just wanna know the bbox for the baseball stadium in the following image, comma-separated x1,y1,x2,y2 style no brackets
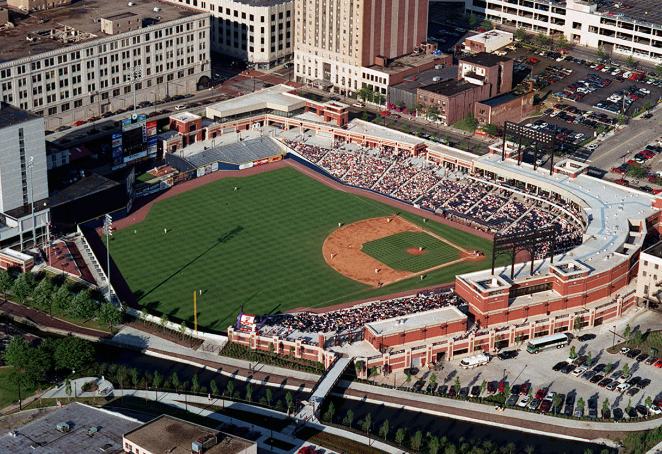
98,85,662,372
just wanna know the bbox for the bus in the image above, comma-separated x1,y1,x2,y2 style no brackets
526,333,569,354
459,353,491,369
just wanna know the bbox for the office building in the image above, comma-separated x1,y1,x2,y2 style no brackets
164,0,293,69
0,102,49,249
465,0,662,64
0,0,211,130
636,240,662,306
7,0,71,13
293,0,430,95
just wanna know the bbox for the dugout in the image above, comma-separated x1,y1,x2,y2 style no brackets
48,169,135,232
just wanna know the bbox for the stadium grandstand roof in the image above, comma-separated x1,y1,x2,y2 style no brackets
366,306,466,336
181,136,283,167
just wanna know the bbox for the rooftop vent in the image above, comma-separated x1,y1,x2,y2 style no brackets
153,7,160,11
128,2,135,5
56,423,70,433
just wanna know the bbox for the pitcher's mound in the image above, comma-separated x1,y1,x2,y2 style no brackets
407,247,426,255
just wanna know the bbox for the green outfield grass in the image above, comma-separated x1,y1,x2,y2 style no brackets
110,166,496,332
361,231,462,272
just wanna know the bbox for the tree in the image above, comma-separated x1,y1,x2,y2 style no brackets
32,278,53,312
0,269,13,300
454,377,461,395
265,388,273,406
415,126,425,137
626,54,635,68
379,419,390,440
429,374,437,389
569,345,577,359
429,436,441,454
458,138,468,150
244,382,252,402
192,374,200,394
597,47,606,60
374,93,386,106
515,28,527,42
12,272,36,303
481,19,494,31
557,34,569,49
97,302,122,328
480,379,487,396
171,372,180,392
425,104,439,122
574,316,582,331
553,394,563,412
627,164,647,179
406,369,412,383
411,430,423,451
622,363,630,375
54,337,95,371
152,370,163,389
626,398,632,413
604,362,612,374
602,398,610,414
159,313,169,331
130,368,139,389
586,351,593,367
65,378,72,400
468,12,478,28
323,401,335,422
464,112,478,131
645,395,653,408
226,380,234,397
525,446,535,454
354,360,363,377
361,110,369,121
535,33,548,47
356,86,374,103
369,365,378,382
401,124,411,134
577,397,585,411
483,123,499,137
4,336,47,386
635,329,645,345
70,290,98,320
643,101,652,112
361,412,372,432
656,65,662,76
395,428,406,446
285,391,294,412
624,324,631,339
617,112,626,125
343,409,355,427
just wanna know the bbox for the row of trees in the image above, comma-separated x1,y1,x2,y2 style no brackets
0,270,122,329
4,335,95,388
323,401,610,454
356,86,386,106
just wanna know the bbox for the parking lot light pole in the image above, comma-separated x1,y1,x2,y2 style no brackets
613,325,617,347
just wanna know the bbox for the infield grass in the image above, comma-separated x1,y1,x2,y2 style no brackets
111,166,496,332
361,231,462,272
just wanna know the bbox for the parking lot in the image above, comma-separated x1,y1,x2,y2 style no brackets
378,309,662,421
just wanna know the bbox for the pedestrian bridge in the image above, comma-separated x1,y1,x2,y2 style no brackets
297,357,352,421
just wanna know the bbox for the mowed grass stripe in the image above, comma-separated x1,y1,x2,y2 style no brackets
110,166,497,331
361,231,461,272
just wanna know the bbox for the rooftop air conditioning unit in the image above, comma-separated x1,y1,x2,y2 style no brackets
435,65,443,70
153,7,160,11
432,76,441,82
128,2,135,5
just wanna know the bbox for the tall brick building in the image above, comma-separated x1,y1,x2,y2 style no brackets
294,0,428,96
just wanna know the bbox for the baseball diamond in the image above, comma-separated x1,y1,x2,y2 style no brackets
109,165,495,332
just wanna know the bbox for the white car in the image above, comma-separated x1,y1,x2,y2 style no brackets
517,396,531,408
622,71,633,79
572,366,588,376
175,104,186,110
620,347,631,355
651,405,662,415
616,382,632,393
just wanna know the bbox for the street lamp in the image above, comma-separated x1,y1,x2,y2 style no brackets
103,214,113,302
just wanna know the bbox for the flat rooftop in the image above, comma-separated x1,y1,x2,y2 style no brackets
478,92,520,107
459,52,511,67
391,65,457,93
206,84,306,119
366,51,449,75
420,79,479,97
643,240,662,259
0,102,41,128
47,173,119,207
124,415,253,454
0,402,141,454
594,0,662,28
345,119,426,147
366,306,466,336
0,0,203,63
466,30,513,44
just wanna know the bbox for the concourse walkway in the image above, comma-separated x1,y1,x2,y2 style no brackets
297,357,352,421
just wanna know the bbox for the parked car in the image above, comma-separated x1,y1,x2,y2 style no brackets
498,350,518,360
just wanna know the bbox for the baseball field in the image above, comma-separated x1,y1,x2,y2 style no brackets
110,166,495,332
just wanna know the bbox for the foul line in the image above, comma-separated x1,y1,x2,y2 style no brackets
398,215,470,254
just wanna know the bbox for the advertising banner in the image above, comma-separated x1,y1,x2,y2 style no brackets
197,167,206,178
239,162,253,170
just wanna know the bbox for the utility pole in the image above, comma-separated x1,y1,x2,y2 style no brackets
104,214,113,302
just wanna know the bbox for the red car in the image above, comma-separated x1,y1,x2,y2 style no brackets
520,383,529,395
380,111,390,116
73,120,86,126
614,179,629,186
534,388,547,400
654,359,662,368
611,166,627,174
641,151,655,158
539,400,552,413
298,447,315,454
498,381,506,393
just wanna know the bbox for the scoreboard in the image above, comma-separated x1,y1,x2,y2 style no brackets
111,113,158,169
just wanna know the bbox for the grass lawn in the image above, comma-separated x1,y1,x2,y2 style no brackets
111,166,496,332
361,231,461,272
0,367,39,409
452,116,477,133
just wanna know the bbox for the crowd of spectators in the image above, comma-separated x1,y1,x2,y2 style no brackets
282,139,584,254
262,290,459,335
